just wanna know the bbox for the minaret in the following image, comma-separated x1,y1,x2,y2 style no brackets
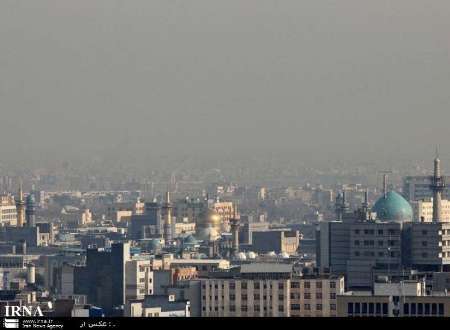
230,206,240,255
15,182,25,227
431,152,445,222
162,191,172,243
25,193,36,227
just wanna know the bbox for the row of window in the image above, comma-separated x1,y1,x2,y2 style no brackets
354,240,397,247
204,294,285,301
203,305,285,313
291,304,336,311
403,303,444,316
291,281,337,289
203,282,285,290
354,229,398,236
290,293,336,300
348,302,388,315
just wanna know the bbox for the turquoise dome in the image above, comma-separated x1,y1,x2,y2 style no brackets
372,191,413,222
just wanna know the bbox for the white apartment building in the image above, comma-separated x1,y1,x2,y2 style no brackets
412,199,450,223
0,195,17,226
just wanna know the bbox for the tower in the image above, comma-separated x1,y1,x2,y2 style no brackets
25,193,36,227
229,207,240,255
431,152,445,222
15,182,25,227
162,191,172,243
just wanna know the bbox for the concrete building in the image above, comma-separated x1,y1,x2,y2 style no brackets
251,230,300,255
337,293,450,317
74,242,130,315
289,274,345,317
200,263,292,317
403,176,450,202
412,199,450,223
0,195,17,227
126,295,190,317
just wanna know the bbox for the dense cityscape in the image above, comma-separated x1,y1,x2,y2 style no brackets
0,154,448,318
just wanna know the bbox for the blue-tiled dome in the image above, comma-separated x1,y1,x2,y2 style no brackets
372,191,413,222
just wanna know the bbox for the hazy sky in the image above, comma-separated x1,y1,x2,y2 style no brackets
1,1,450,167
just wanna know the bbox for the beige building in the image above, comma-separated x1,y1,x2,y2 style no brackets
290,275,345,317
412,198,450,222
201,277,290,317
0,195,17,226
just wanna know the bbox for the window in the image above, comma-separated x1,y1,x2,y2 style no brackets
378,252,384,257
422,241,428,247
432,303,437,315
378,230,384,235
279,295,284,301
316,282,322,289
291,304,301,311
330,304,336,311
418,303,423,315
378,240,384,247
422,252,428,258
242,295,248,301
355,303,360,313
425,303,430,315
369,303,374,314
439,304,444,316
278,305,284,312
230,295,235,301
241,306,248,312
316,304,322,311
291,282,300,289
304,293,311,299
230,306,236,312
382,303,388,315
230,283,235,290
330,293,336,299
304,282,310,289
255,305,260,312
422,230,428,235
330,282,336,289
254,294,260,300
376,303,381,314
241,282,247,290
279,283,284,290
355,229,360,235
304,304,311,311
403,303,409,315
354,240,360,246
316,293,322,299
348,303,353,314
362,303,367,314
355,251,360,257
411,303,416,315
254,282,260,290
